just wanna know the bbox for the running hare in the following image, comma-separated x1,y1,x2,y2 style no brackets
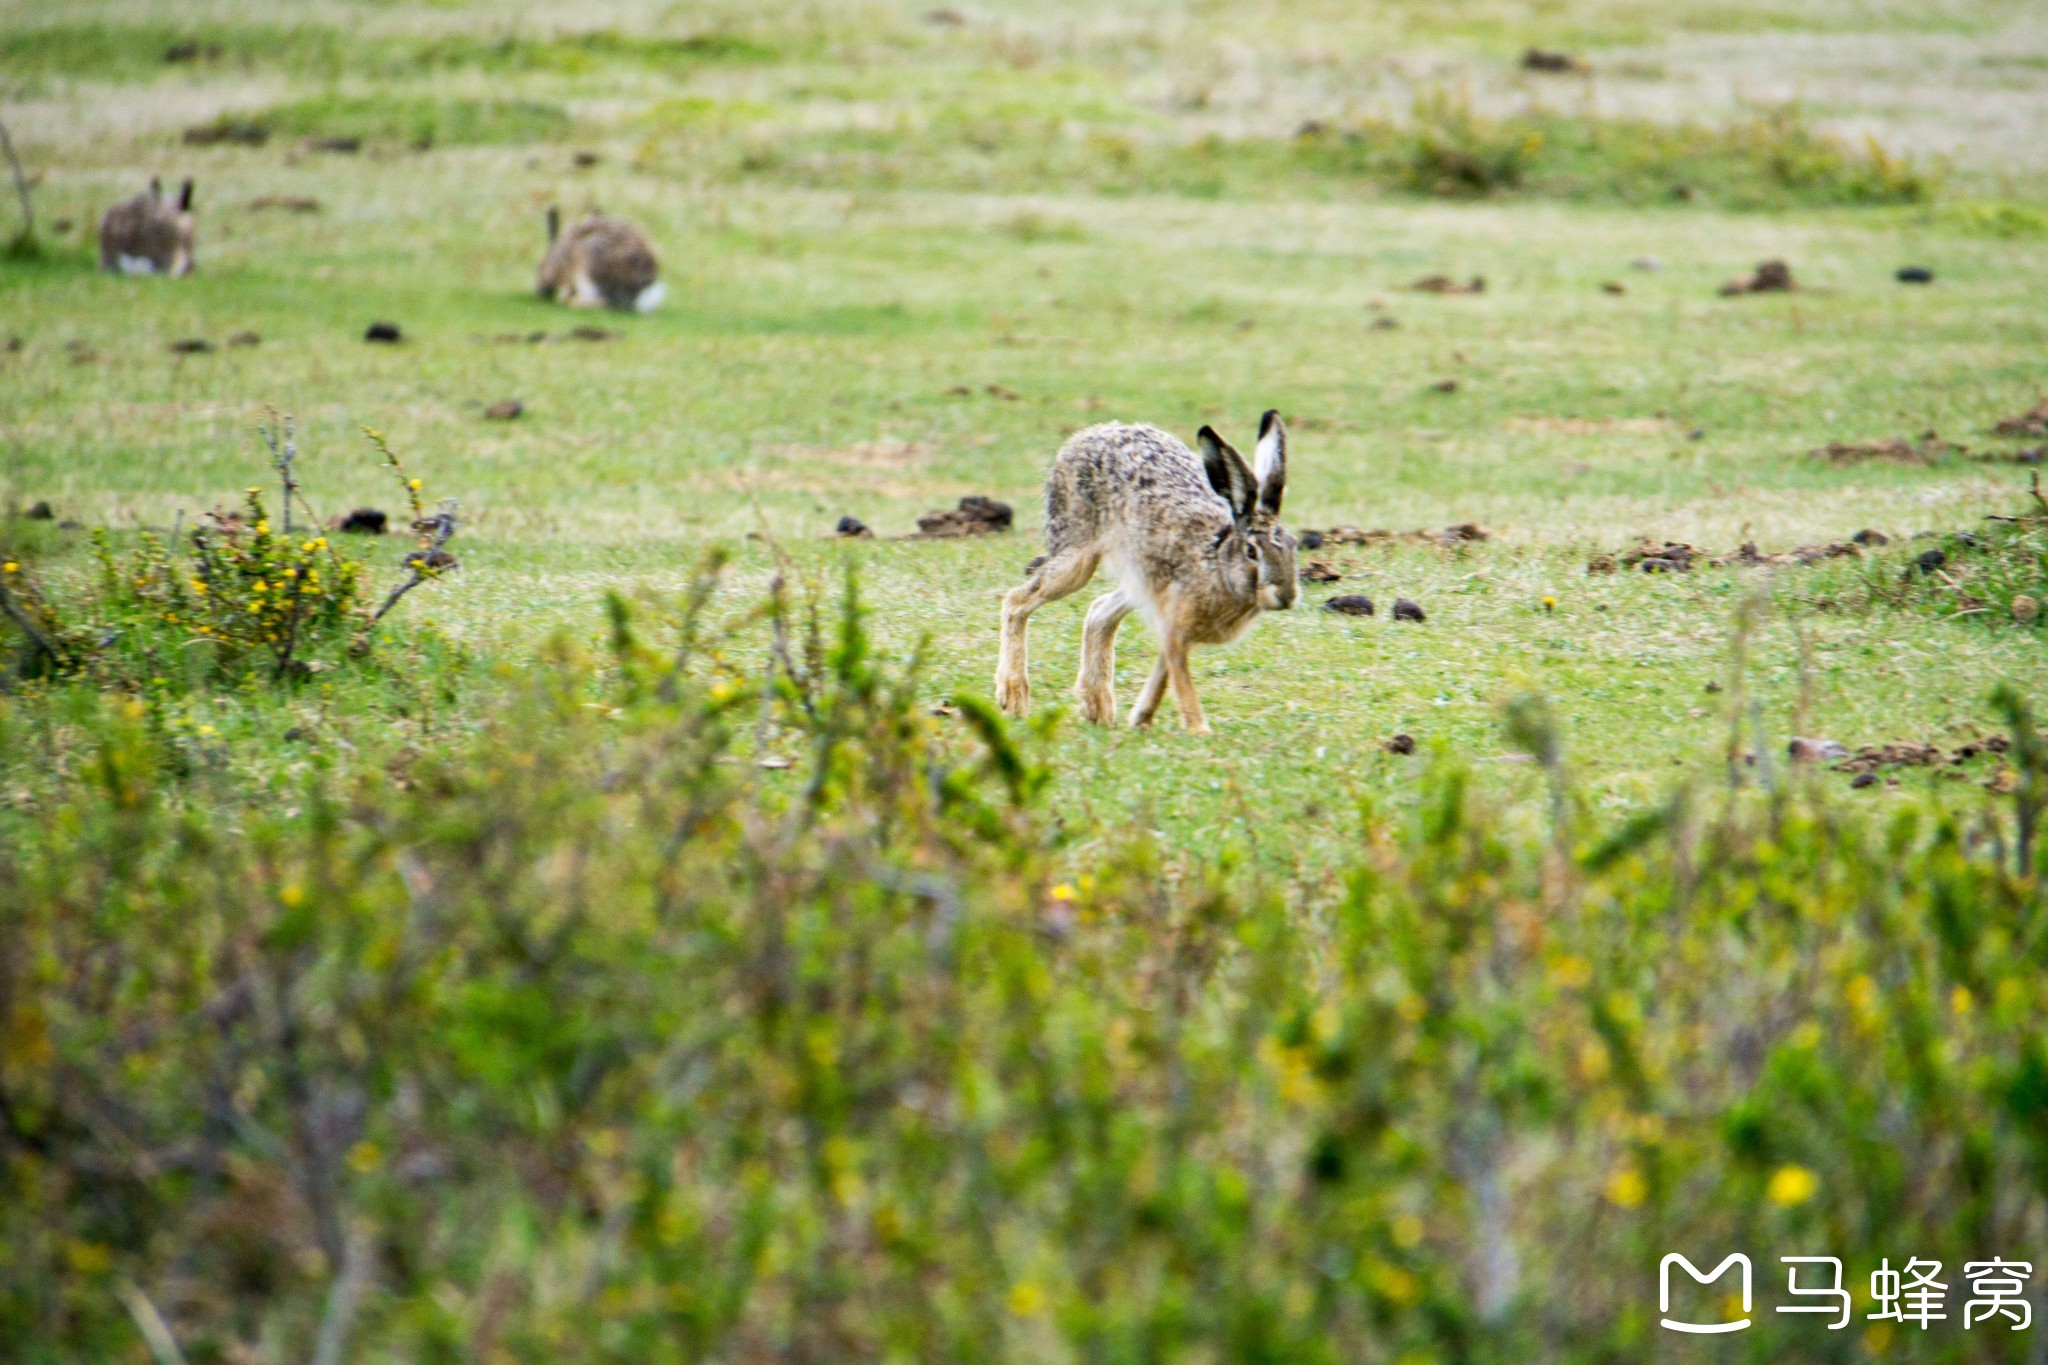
99,178,196,276
536,208,664,312
994,412,1297,733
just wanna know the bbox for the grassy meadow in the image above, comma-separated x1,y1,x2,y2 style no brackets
6,1,2048,1361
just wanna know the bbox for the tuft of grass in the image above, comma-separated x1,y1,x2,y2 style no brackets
257,94,572,148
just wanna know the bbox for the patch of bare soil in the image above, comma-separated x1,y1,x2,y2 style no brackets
1810,430,1963,464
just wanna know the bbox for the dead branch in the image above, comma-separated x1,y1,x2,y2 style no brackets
0,579,63,667
258,413,298,536
114,1277,191,1365
311,1219,375,1365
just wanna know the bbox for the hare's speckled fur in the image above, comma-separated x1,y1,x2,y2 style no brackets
536,209,663,312
99,179,195,277
995,413,1296,733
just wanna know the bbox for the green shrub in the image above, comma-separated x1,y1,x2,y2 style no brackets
3,563,2045,1362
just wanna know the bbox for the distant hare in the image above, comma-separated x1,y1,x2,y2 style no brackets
536,208,664,312
995,412,1297,733
99,178,196,276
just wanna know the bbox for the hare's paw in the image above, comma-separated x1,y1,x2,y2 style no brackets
1076,684,1117,726
995,669,1031,716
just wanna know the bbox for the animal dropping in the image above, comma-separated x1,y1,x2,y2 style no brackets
1324,594,1374,616
483,399,524,421
995,412,1298,733
364,320,403,343
1392,598,1426,622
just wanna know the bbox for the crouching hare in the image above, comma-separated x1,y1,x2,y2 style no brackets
995,411,1297,734
536,208,664,312
99,178,196,276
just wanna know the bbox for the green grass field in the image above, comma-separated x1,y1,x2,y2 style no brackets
7,0,2048,872
6,4,2048,1359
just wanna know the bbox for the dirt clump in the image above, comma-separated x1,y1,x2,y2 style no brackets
331,508,389,535
1384,733,1416,755
1302,561,1342,583
1522,48,1589,73
1719,259,1795,295
364,321,403,344
1392,598,1426,622
914,496,1012,538
1810,430,1961,464
1991,400,2048,440
1408,274,1485,294
1323,595,1375,617
834,515,873,539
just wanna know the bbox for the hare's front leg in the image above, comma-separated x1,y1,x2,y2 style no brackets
995,548,1097,716
1163,639,1210,735
1074,589,1132,726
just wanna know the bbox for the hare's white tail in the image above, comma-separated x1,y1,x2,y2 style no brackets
634,281,666,313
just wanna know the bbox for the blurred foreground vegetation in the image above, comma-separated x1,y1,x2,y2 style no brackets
4,561,2046,1363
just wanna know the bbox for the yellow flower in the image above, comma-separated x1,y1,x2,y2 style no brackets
1951,985,1974,1015
280,884,304,907
1766,1164,1818,1207
345,1140,382,1174
1391,1212,1425,1248
1605,1166,1647,1208
1542,595,1556,612
1,561,15,573
1006,1282,1045,1317
408,478,422,491
1049,883,1077,902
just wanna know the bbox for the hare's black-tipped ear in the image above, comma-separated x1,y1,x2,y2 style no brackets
177,179,194,212
546,206,560,244
1254,409,1286,514
1197,425,1257,520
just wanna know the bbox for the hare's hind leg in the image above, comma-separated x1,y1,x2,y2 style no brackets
1074,589,1133,726
995,547,1098,716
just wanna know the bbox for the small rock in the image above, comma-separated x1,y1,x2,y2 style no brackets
1851,527,1889,547
1631,256,1663,272
332,507,389,535
1324,594,1375,616
483,399,524,420
1384,733,1416,755
1896,266,1934,284
168,338,213,354
2014,594,2039,625
364,321,403,343
1302,561,1342,583
1601,281,1626,295
1298,529,1324,550
1915,547,1947,574
835,515,873,539
1392,598,1426,622
1688,427,1705,440
1850,772,1879,789
25,500,54,520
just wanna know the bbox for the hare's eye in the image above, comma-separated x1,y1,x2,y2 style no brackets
1245,542,1260,561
